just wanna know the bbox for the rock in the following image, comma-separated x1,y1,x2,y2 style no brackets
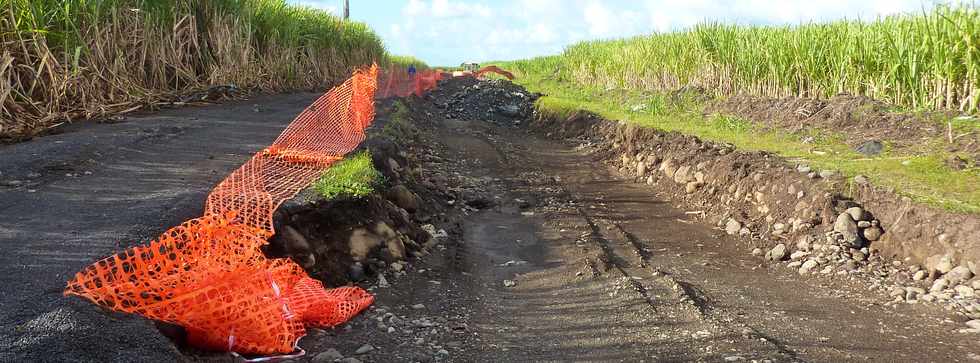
936,260,955,275
339,358,362,363
966,320,980,330
437,349,450,356
906,287,927,300
833,213,861,247
845,207,870,222
861,226,883,242
751,248,763,256
955,285,975,298
797,164,811,173
819,170,835,179
354,344,374,355
931,278,950,292
636,162,647,176
787,261,803,269
674,165,692,184
973,280,980,290
773,223,786,232
843,260,859,271
685,182,703,194
913,270,927,281
853,175,869,185
388,184,419,212
725,219,742,235
799,260,819,274
889,287,906,298
851,250,867,261
349,228,383,262
391,262,404,272
945,266,975,285
503,279,517,287
796,236,812,251
856,140,884,156
790,251,809,261
857,221,871,228
411,304,425,309
766,244,787,261
313,349,345,363
385,237,407,262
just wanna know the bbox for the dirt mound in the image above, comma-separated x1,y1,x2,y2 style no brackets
429,77,539,124
707,94,978,167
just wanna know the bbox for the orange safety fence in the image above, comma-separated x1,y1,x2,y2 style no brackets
65,64,382,357
473,65,515,80
64,62,511,358
376,67,445,98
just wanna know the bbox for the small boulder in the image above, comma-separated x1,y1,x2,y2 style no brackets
861,226,883,242
799,260,819,274
674,165,693,184
388,184,419,212
845,207,870,222
725,219,742,235
833,213,861,247
766,244,787,262
313,349,345,363
349,228,383,262
945,265,975,285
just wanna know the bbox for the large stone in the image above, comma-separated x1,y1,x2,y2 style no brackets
385,237,407,262
725,219,742,235
349,228,383,262
945,265,975,285
674,165,692,184
636,161,647,176
833,213,861,247
861,226,883,242
766,244,787,261
845,207,870,222
799,260,819,274
388,184,419,212
313,349,345,363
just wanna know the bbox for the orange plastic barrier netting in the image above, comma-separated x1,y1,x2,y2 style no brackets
377,67,444,98
473,65,515,80
65,64,383,356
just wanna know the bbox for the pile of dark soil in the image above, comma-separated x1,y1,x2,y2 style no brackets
429,77,539,124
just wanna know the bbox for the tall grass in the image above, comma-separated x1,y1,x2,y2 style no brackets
504,5,980,114
0,0,411,141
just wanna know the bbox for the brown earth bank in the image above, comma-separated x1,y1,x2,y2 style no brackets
704,93,979,167
530,105,980,325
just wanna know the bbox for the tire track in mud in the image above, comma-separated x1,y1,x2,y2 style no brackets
489,126,801,361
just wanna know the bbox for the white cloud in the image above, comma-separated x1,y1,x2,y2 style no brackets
404,0,492,18
288,0,935,66
583,1,613,36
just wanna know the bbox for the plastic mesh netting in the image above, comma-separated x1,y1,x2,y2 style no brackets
66,65,381,355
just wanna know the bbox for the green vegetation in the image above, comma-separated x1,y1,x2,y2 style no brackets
313,151,383,200
493,53,980,213
379,100,417,145
0,0,421,140
503,5,980,114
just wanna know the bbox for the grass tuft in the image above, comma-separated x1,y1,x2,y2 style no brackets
313,151,382,200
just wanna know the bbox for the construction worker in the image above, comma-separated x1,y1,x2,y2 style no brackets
407,64,417,79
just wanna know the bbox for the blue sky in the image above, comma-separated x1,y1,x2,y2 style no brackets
289,0,933,66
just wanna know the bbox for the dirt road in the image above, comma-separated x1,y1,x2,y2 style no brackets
2,81,979,362
310,94,979,362
0,94,322,362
